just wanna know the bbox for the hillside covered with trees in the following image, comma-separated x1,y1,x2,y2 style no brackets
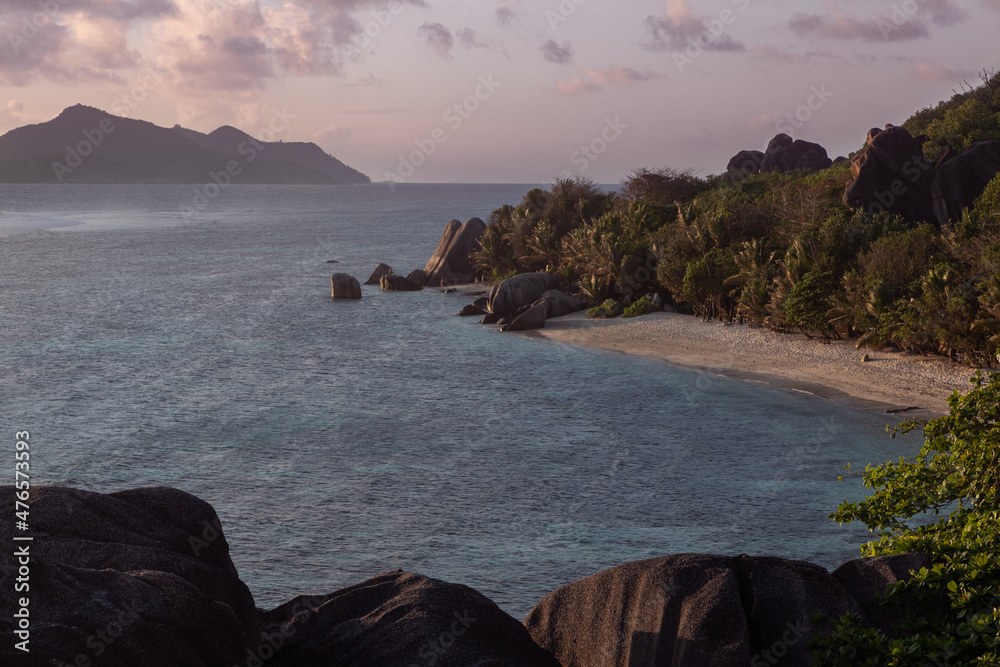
473,70,1000,367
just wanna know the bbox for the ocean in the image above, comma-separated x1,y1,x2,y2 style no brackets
0,183,918,618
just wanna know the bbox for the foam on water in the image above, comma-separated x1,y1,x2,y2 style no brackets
0,211,85,233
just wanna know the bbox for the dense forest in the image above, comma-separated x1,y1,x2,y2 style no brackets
472,70,1000,367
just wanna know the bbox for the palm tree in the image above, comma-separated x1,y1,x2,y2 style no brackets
725,239,776,326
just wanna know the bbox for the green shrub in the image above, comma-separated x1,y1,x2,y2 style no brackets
562,201,659,303
973,173,1000,231
622,296,661,318
681,248,737,320
783,268,836,337
587,298,624,319
903,69,1000,155
814,372,1000,666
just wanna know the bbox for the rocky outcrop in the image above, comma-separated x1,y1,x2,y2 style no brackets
1,486,934,666
726,149,765,180
487,272,558,317
726,135,831,181
503,300,550,332
0,486,558,667
0,486,257,666
380,274,422,292
537,289,587,318
260,570,560,667
458,304,486,317
524,552,930,667
844,125,936,223
424,217,487,286
365,263,393,285
931,141,1000,226
488,288,584,331
406,269,428,287
761,134,833,174
831,553,932,635
331,273,362,299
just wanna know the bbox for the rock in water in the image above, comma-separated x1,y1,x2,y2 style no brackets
536,289,586,319
364,263,393,285
844,125,936,224
406,269,429,287
523,553,927,667
259,570,561,667
726,149,765,180
379,274,422,292
331,273,362,299
504,300,550,332
0,486,257,666
423,217,487,286
487,272,558,317
458,304,486,317
931,140,1000,226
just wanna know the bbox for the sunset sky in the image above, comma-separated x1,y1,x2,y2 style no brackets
1,0,998,183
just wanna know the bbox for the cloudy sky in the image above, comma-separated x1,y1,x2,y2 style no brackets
1,0,998,183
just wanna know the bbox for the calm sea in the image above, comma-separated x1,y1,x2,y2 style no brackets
0,183,917,617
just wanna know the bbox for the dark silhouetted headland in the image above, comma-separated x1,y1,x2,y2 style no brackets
0,104,370,185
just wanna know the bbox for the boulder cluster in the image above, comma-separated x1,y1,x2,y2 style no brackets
0,486,935,666
473,272,587,331
844,125,1000,227
329,219,588,331
727,128,1000,228
330,217,488,300
726,133,835,181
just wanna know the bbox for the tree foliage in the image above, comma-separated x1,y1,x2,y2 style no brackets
470,71,1000,359
814,372,1000,666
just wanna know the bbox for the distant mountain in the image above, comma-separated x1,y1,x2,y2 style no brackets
0,104,370,185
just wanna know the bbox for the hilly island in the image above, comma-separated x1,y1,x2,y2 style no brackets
0,104,370,185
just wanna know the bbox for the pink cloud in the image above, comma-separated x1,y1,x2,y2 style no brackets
582,66,662,85
556,77,603,96
556,65,662,95
642,0,744,52
913,63,976,82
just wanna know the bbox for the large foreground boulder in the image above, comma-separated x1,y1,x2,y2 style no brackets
424,217,487,286
331,273,362,299
844,125,936,223
760,134,833,174
364,263,393,285
524,552,930,667
260,570,560,667
380,274,423,292
0,486,257,666
487,272,558,317
931,140,1000,226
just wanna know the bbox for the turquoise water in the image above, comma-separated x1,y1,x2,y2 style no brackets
0,184,918,617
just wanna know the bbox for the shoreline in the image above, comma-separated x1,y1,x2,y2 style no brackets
531,311,981,415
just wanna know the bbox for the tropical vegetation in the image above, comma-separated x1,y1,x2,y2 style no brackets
812,372,1000,665
471,69,1000,367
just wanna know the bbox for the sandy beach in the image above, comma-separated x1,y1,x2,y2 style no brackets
534,311,981,415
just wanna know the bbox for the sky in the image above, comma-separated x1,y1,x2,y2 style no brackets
1,0,998,183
